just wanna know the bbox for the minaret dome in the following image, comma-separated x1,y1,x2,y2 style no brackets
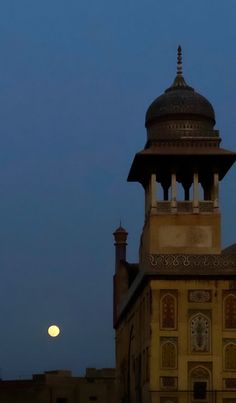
145,46,216,147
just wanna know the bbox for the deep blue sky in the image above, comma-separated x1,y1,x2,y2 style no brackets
0,0,236,379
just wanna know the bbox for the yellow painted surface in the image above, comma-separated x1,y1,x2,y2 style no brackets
140,213,221,259
115,277,236,402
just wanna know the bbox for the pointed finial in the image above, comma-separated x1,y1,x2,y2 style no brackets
177,45,182,76
165,45,192,92
119,219,122,227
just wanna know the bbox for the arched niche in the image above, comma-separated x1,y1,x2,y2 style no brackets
189,312,210,353
224,294,236,329
161,341,177,369
160,293,177,330
224,343,236,371
189,366,211,399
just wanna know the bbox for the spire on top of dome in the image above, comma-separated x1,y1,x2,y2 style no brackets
177,45,183,76
113,221,127,235
166,45,192,91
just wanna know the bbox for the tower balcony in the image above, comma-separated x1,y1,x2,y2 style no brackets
155,200,215,214
145,172,219,217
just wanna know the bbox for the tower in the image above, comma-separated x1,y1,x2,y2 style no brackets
113,48,236,403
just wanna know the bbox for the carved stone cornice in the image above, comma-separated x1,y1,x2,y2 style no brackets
147,254,236,276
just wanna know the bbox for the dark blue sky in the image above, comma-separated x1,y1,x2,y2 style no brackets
0,0,236,379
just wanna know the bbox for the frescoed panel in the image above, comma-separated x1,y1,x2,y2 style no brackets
223,292,236,329
161,338,177,369
160,376,178,390
224,341,236,371
160,397,178,403
224,378,236,389
160,290,177,330
189,311,211,353
188,290,212,303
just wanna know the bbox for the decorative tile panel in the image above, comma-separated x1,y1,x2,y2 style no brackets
160,397,178,403
160,338,177,369
224,378,236,389
188,290,212,303
189,312,211,353
223,292,236,329
148,254,236,275
160,290,177,330
224,341,236,371
160,376,178,390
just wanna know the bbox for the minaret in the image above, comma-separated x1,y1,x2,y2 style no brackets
128,46,236,265
113,224,129,326
114,49,236,403
113,224,128,272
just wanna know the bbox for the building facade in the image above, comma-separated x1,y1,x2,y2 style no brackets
0,368,115,403
113,47,236,403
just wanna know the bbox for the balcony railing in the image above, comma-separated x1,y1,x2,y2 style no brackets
155,201,215,214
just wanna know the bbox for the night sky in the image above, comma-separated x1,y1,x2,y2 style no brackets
0,0,236,379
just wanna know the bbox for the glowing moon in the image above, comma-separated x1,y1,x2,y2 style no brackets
48,325,60,337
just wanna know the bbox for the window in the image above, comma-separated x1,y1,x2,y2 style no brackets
194,382,207,400
89,397,98,401
57,399,68,403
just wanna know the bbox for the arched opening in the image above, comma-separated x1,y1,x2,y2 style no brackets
176,181,185,201
189,366,211,401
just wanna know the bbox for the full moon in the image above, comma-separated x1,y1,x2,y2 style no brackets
48,325,60,337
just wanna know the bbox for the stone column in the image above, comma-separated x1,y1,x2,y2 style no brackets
171,173,177,211
213,173,219,209
193,172,199,212
150,174,156,208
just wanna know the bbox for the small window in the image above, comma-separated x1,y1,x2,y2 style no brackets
89,397,98,401
57,399,68,403
194,382,207,400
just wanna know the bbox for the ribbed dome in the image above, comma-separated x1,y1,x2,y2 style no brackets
145,84,215,127
145,47,215,128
